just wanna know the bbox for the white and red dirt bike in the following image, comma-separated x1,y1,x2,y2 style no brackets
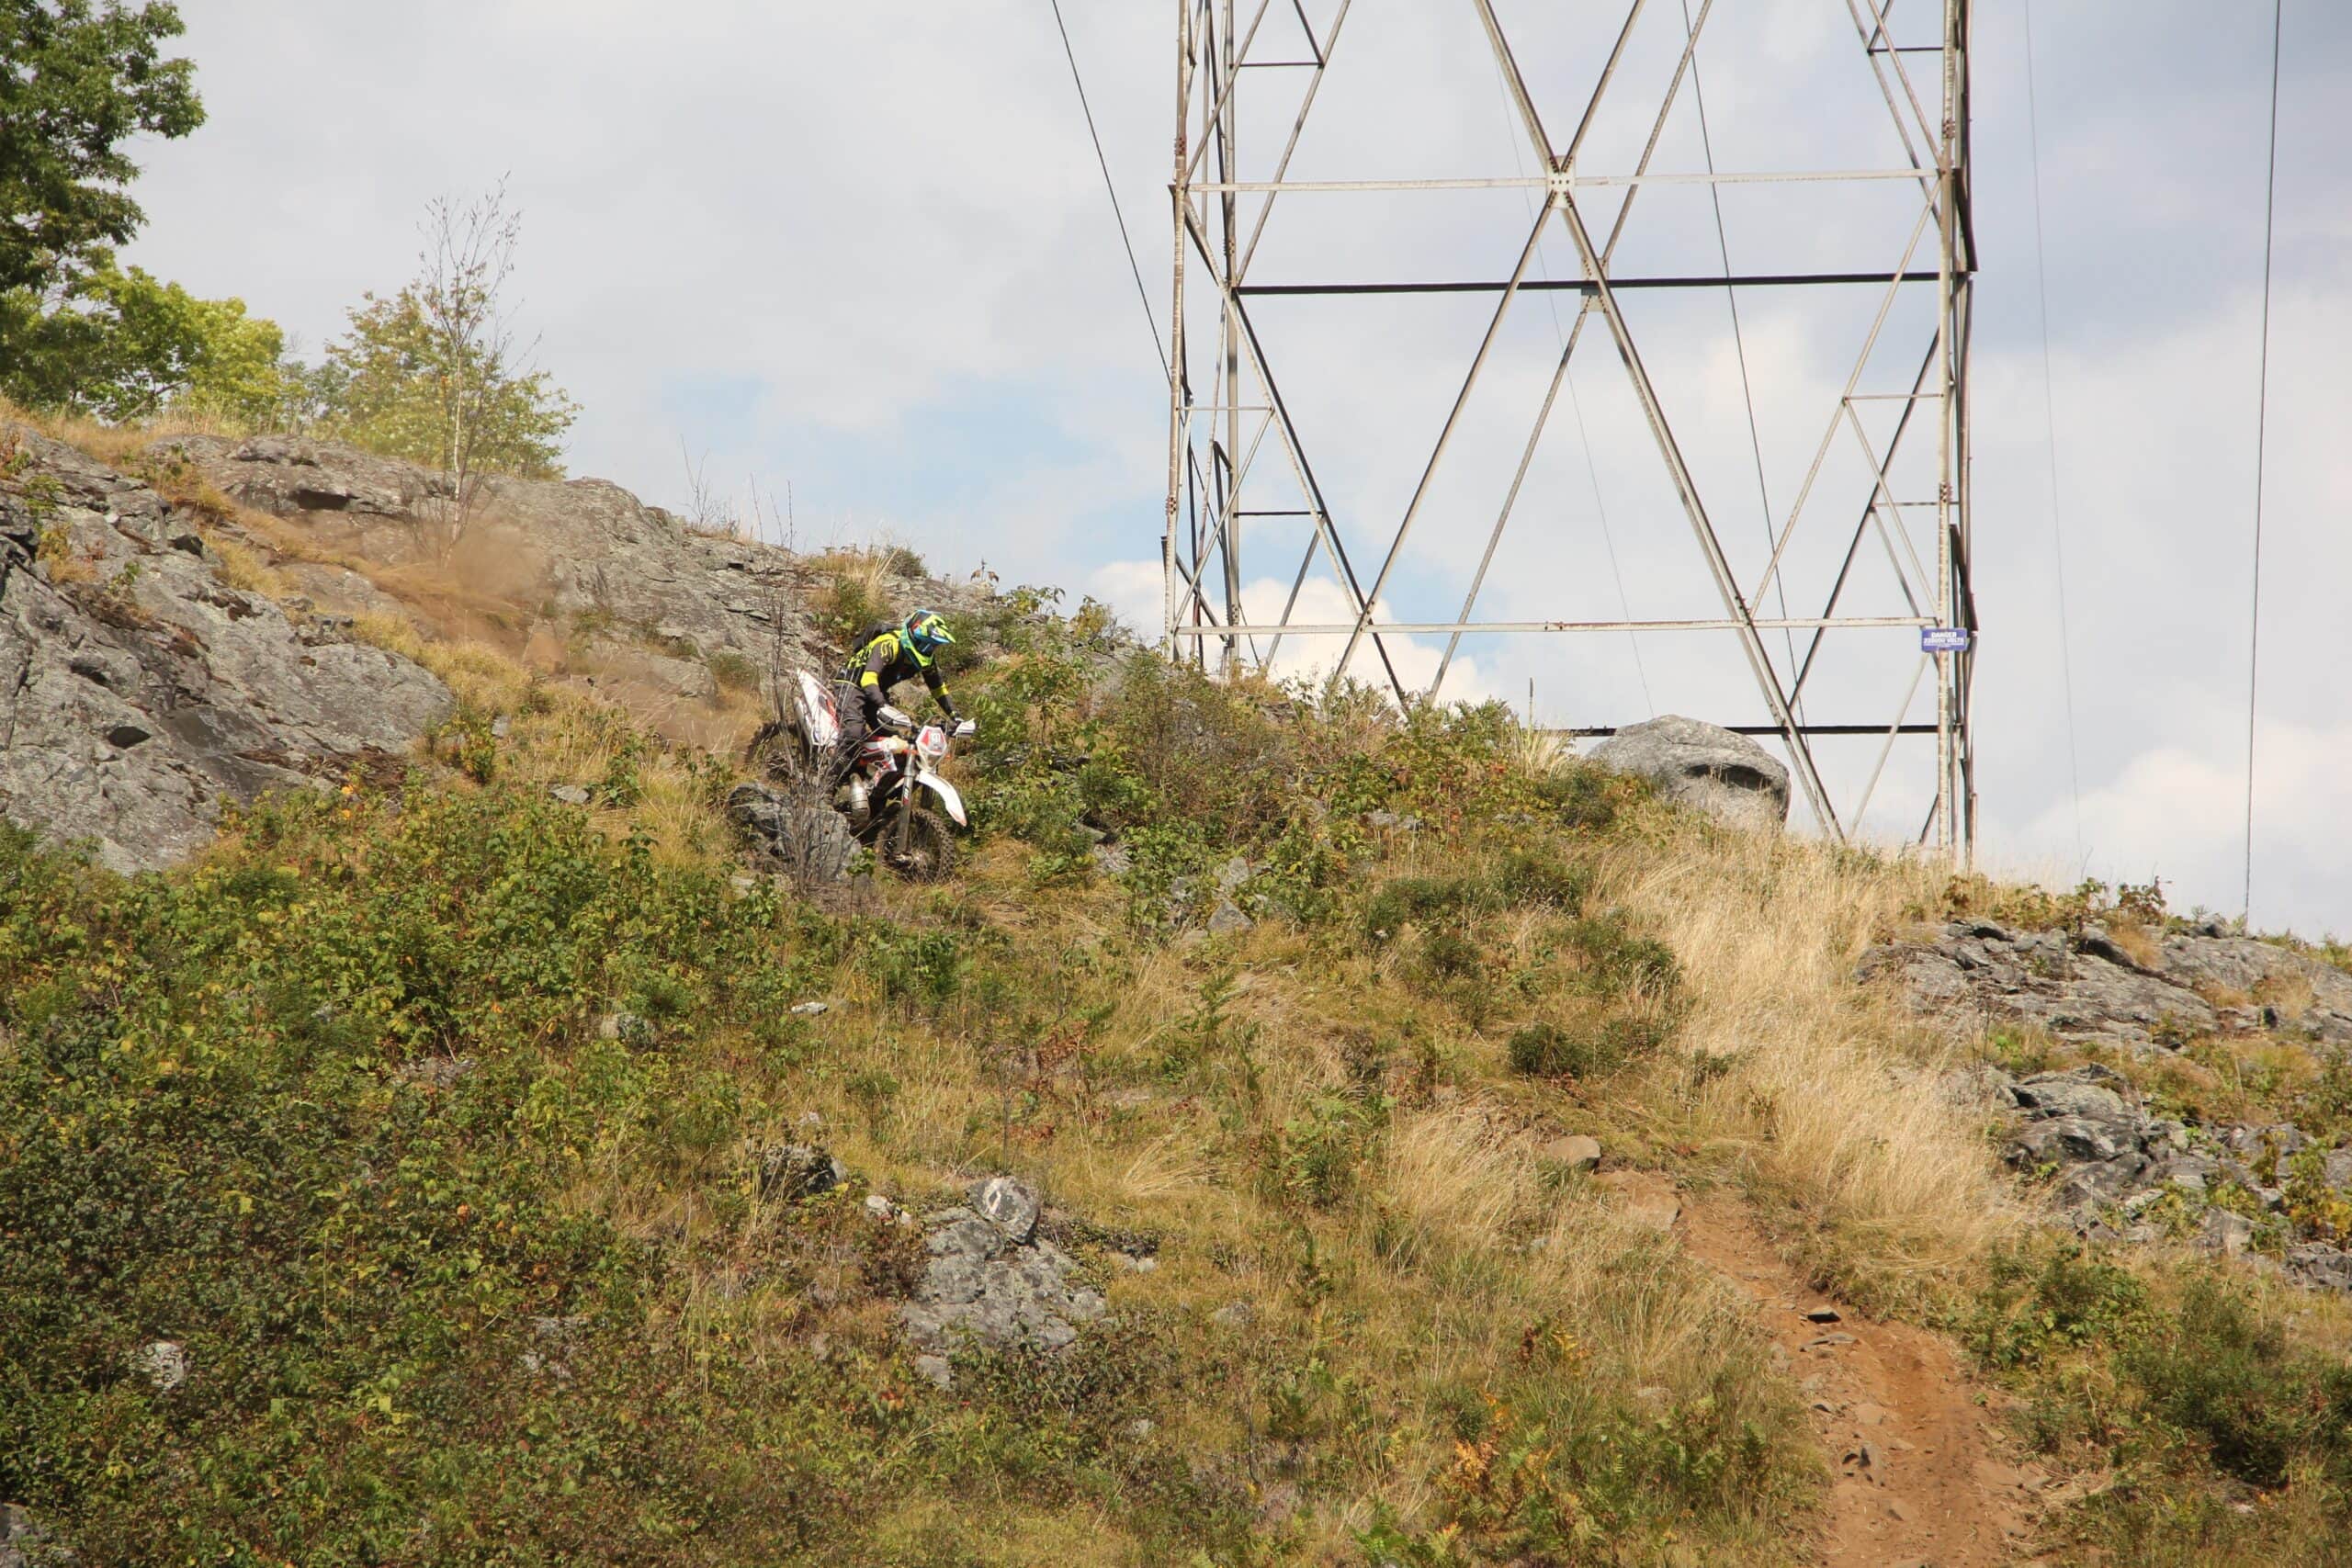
752,670,974,882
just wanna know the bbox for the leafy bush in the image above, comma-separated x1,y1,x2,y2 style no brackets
1963,1245,2148,1371
1969,1246,2352,1560
1531,761,1641,833
0,794,933,1561
1564,915,1682,998
2123,1280,2352,1488
1507,1016,1669,1081
1271,1092,1385,1211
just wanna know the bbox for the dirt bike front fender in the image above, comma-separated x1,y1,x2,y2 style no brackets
911,773,967,828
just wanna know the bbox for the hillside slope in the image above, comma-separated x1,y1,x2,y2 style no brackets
6,420,2352,1566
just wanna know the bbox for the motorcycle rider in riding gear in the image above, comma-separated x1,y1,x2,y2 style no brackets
831,610,962,784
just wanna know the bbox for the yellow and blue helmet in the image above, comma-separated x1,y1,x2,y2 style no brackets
903,609,955,660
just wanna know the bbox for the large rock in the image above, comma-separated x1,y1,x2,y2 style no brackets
0,1504,71,1567
2156,931,2352,1044
1995,1066,2180,1216
155,434,819,668
899,1195,1108,1360
1861,917,2352,1052
1587,715,1790,832
1,427,451,872
728,783,854,885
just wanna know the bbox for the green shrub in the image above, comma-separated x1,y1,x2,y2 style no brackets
1507,1015,1671,1081
1271,1092,1385,1211
1565,915,1681,998
1419,927,1482,980
2123,1280,2352,1488
1963,1245,2148,1371
1532,761,1639,832
707,650,760,694
0,794,932,1562
1493,848,1593,910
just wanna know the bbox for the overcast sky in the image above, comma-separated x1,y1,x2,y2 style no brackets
120,2,2349,936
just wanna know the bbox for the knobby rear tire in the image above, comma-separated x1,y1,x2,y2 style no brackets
741,720,804,786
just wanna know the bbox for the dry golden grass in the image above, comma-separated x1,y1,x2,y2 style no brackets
703,836,1814,1554
205,534,288,599
29,523,96,584
2107,918,2165,969
2255,967,2318,1020
343,615,733,864
0,396,250,470
1592,821,2026,1313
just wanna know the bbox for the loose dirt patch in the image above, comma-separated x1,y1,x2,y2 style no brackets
1655,1179,2043,1566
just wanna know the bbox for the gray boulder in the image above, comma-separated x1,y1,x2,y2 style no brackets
728,783,854,885
2198,1209,2257,1259
1,427,451,872
2008,1065,2131,1122
900,1200,1107,1357
756,1144,846,1201
1587,716,1789,832
133,1339,188,1392
971,1175,1041,1244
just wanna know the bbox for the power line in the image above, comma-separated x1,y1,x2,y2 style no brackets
2022,0,2086,865
1680,0,1802,711
2245,0,2284,923
1046,0,1168,377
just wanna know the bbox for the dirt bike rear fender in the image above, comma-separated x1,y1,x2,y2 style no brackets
794,670,841,750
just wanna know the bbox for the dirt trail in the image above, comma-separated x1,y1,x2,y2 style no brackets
1644,1175,2045,1566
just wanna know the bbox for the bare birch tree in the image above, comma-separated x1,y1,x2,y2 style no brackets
322,178,576,556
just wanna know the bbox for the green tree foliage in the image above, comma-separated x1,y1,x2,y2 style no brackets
0,0,202,299
320,281,576,480
0,263,292,422
312,184,578,497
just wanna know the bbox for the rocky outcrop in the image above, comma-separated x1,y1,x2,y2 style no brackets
0,1504,71,1567
1588,715,1790,832
1959,1057,2352,1293
1862,918,2352,1052
1994,1064,2197,1212
155,434,820,669
1883,915,2352,1290
1,427,450,872
900,1178,1109,1375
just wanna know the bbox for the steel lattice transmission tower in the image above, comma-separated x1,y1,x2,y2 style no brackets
1160,0,1979,860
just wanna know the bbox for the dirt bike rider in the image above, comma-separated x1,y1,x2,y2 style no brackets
832,609,966,785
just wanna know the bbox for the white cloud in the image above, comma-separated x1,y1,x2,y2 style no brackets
1087,558,1164,639
1088,560,1496,706
1998,716,2352,938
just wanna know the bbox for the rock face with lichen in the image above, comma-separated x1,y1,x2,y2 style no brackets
1877,914,2352,1293
1862,917,2352,1053
153,433,821,672
0,427,450,872
899,1179,1108,1362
